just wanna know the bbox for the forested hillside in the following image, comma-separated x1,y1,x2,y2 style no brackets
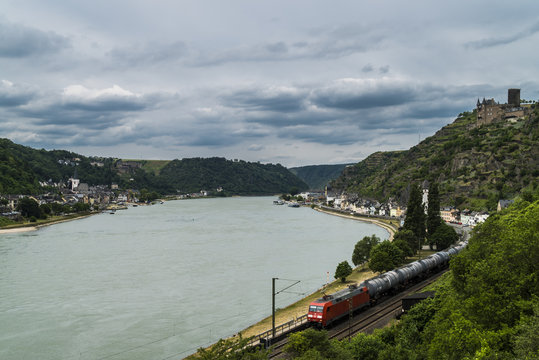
148,157,308,195
0,138,119,194
0,139,307,196
285,199,539,359
331,107,539,210
289,163,351,190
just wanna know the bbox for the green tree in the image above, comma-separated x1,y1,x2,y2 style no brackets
403,184,426,251
16,197,41,219
285,329,350,360
430,222,458,250
72,202,90,212
38,203,51,219
426,182,442,245
392,238,414,257
347,332,387,360
392,229,418,256
334,261,353,282
369,240,404,273
51,202,64,214
451,200,539,330
513,300,539,359
196,334,269,359
352,234,380,266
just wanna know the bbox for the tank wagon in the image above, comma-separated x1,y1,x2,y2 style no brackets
307,242,467,327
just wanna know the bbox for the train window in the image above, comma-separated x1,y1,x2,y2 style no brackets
309,305,324,312
327,307,331,313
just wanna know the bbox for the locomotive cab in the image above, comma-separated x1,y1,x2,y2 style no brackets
307,303,327,326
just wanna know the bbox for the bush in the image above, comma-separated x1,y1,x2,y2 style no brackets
369,241,404,273
352,234,380,266
334,261,353,282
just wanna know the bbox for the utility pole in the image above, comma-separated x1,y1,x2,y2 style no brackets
271,277,301,343
272,277,277,339
348,298,353,342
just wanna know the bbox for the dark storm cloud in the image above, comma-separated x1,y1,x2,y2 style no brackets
362,64,374,73
0,20,70,58
276,123,371,146
465,20,539,49
61,95,148,112
311,80,418,110
17,106,128,129
243,110,337,128
222,80,484,140
222,87,307,113
10,84,170,130
107,41,188,67
0,81,37,106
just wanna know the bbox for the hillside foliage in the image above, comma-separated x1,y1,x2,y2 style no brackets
200,198,539,359
0,138,120,194
331,107,539,210
144,157,308,195
0,139,307,196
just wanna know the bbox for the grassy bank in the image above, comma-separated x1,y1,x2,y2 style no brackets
238,263,377,339
0,211,96,233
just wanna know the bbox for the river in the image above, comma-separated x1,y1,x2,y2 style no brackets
0,197,388,359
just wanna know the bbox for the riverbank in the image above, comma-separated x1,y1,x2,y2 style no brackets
188,205,399,357
0,212,96,234
314,206,398,241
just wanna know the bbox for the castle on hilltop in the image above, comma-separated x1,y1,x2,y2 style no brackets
476,88,530,126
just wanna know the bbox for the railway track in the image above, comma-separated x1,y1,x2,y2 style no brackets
267,270,446,359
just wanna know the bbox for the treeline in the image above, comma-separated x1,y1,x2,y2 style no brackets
0,138,120,194
0,139,308,196
115,157,308,195
337,182,458,281
331,107,539,211
196,195,539,359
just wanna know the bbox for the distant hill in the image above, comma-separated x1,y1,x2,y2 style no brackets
289,163,352,190
0,139,307,196
331,107,539,211
143,157,308,195
0,138,120,194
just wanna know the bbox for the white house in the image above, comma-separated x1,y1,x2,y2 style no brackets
474,212,489,225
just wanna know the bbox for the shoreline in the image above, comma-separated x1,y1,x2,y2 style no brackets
221,206,399,348
314,206,397,241
0,212,96,235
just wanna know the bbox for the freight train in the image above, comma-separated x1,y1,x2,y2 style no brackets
307,242,467,327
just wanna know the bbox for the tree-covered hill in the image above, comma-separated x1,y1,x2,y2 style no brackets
149,157,308,195
331,107,539,210
0,138,119,194
0,139,307,196
289,163,352,190
197,196,539,359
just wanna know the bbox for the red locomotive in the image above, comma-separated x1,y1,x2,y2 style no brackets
308,242,467,327
307,283,370,327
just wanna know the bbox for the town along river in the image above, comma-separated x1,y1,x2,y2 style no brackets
0,196,388,359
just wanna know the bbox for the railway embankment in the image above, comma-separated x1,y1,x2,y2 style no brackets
233,206,399,341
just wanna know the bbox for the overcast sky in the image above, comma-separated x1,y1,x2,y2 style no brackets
1,1,538,167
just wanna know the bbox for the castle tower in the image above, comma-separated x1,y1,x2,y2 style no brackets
508,88,520,107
